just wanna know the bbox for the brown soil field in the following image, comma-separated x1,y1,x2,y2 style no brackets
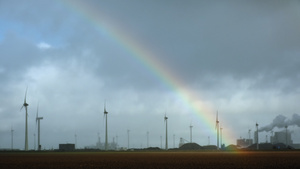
1,151,300,169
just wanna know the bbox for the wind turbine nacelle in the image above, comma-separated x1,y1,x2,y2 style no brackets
23,103,29,107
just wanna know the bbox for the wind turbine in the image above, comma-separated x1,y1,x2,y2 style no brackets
215,111,219,150
36,102,43,151
189,122,193,143
220,126,223,148
11,126,14,150
75,133,77,149
164,113,168,150
146,131,149,148
208,136,210,145
127,129,130,149
285,125,288,148
20,87,29,151
104,101,108,150
256,122,259,150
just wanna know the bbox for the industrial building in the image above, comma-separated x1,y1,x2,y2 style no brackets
270,131,293,145
59,144,75,151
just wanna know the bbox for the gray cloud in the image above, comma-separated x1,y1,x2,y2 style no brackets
1,0,300,149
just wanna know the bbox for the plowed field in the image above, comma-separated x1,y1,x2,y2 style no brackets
1,151,300,168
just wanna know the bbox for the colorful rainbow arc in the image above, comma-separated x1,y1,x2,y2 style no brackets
61,0,235,146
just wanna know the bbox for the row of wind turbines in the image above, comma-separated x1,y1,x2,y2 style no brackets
19,87,223,151
20,87,43,151
103,102,224,150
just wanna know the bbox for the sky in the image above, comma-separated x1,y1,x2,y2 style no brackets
1,0,300,150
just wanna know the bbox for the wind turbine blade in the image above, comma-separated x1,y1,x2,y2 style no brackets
24,86,28,103
215,111,218,129
36,102,39,123
20,105,24,111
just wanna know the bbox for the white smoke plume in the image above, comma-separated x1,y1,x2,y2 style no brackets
259,114,300,132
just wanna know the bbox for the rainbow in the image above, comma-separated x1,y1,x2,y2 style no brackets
61,0,236,145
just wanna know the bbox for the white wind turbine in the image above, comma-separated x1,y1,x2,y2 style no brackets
103,102,108,150
11,126,14,150
220,125,223,148
20,87,29,151
190,122,193,143
146,131,149,148
127,129,130,149
36,102,43,151
164,113,168,150
215,111,219,150
256,122,259,150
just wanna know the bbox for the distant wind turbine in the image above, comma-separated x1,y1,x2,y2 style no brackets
20,87,29,151
11,126,14,150
127,129,130,149
208,136,210,145
146,131,149,148
256,122,259,150
36,102,43,151
220,126,223,148
104,101,108,150
75,133,77,149
285,125,288,148
190,122,193,143
164,113,168,150
215,111,219,150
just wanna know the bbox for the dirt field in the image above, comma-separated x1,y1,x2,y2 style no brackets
1,151,300,168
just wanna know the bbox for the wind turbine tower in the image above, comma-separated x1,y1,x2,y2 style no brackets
20,87,29,151
36,103,43,151
285,125,288,148
256,122,259,150
127,129,130,149
215,111,219,150
147,131,149,148
208,136,210,145
11,126,14,150
104,102,108,150
164,114,168,150
220,126,223,148
190,123,193,143
75,134,77,149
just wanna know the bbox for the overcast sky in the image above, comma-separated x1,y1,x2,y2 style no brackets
1,0,300,150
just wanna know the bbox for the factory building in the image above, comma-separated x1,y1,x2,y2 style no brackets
270,131,293,145
59,144,75,151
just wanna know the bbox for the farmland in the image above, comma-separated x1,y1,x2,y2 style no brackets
1,151,300,168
